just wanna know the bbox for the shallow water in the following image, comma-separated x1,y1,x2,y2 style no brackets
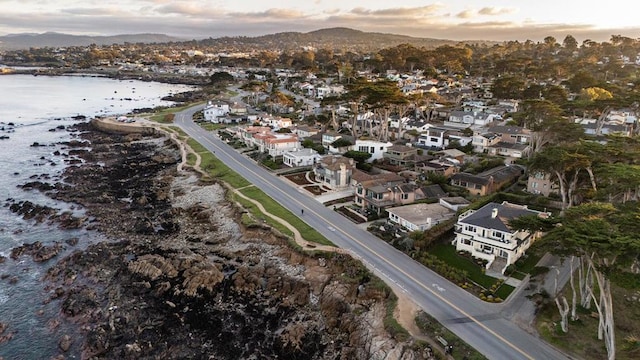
0,73,196,359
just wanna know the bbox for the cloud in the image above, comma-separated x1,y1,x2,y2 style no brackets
156,3,208,16
61,7,130,17
456,7,516,19
240,8,307,19
0,3,638,43
478,7,517,16
350,5,443,17
456,10,475,19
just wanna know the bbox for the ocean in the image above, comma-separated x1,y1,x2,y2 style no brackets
0,73,196,359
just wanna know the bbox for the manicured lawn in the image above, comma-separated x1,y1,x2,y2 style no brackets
515,253,541,274
430,243,514,298
198,122,227,131
430,244,495,288
507,253,542,280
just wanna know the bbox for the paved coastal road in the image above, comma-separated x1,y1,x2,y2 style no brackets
173,105,570,360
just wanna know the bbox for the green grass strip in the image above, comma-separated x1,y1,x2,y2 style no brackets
184,137,332,247
187,138,251,188
239,186,334,246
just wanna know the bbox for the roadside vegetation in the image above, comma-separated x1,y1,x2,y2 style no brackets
415,311,488,360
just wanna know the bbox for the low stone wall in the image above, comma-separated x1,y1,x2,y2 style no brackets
90,118,157,135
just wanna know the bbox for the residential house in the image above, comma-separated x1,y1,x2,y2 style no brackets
299,82,315,97
526,171,558,197
283,148,323,168
607,109,637,125
259,116,293,130
383,144,419,167
238,126,300,156
488,126,531,145
496,99,519,113
416,184,448,199
238,126,272,147
578,121,632,137
229,102,247,115
254,132,301,157
313,155,356,190
436,149,467,163
416,127,472,150
446,111,496,127
405,120,431,133
453,201,549,273
387,203,456,232
439,196,471,212
487,142,531,159
315,86,331,99
321,131,344,149
484,126,532,158
353,173,405,214
415,158,459,178
355,179,446,215
292,125,319,139
450,165,523,196
472,132,501,153
203,101,230,122
354,139,393,162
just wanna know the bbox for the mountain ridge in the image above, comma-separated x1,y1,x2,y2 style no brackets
0,28,495,51
0,33,185,50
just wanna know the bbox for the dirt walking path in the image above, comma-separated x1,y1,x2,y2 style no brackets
103,118,427,346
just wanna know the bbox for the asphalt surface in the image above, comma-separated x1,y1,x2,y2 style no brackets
173,104,571,360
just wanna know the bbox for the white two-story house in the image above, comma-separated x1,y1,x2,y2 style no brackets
452,201,549,273
417,127,472,150
203,101,230,122
354,139,393,162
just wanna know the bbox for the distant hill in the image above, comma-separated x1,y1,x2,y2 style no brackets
0,32,184,50
0,28,494,52
198,27,484,52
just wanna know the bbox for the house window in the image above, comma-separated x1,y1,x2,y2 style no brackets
465,225,476,232
462,238,472,245
492,231,504,240
474,184,482,189
357,187,363,194
401,194,409,200
430,137,438,142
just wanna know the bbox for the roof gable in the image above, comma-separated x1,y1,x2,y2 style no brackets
460,202,540,232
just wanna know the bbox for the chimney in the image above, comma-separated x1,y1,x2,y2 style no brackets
491,208,498,219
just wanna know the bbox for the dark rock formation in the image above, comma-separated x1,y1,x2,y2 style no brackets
30,121,406,359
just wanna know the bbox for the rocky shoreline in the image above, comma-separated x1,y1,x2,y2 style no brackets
3,121,417,359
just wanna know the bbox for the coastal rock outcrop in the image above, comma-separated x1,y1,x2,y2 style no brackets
33,121,412,359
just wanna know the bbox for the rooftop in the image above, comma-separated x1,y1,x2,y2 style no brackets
459,201,543,232
388,203,455,225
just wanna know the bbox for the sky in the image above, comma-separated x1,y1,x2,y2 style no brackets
1,0,639,43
